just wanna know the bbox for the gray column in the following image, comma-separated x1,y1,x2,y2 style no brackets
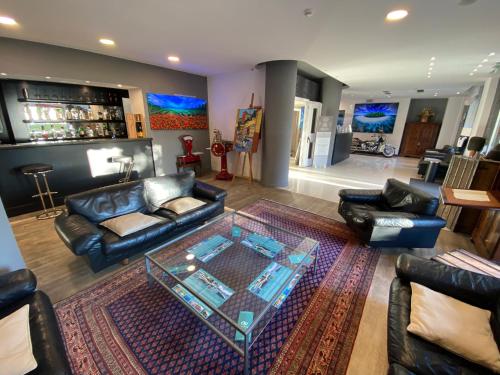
321,77,344,165
262,60,298,187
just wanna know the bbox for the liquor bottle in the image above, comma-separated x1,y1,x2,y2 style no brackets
136,122,144,138
41,125,49,140
79,127,85,138
23,105,31,121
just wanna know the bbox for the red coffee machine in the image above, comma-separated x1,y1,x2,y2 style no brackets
210,130,233,180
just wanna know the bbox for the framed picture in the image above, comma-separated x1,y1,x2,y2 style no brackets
147,93,208,130
352,103,399,134
234,108,263,153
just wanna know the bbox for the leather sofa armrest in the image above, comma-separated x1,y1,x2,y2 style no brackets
369,212,447,229
54,213,103,256
396,254,500,310
0,269,37,309
193,180,227,202
389,364,417,375
338,189,383,203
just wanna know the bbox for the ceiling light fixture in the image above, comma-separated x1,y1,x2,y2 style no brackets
478,64,483,68
85,80,90,83
456,92,461,94
0,16,17,25
385,9,408,21
304,8,314,17
117,84,123,88
167,55,180,63
0,72,6,76
45,76,51,79
489,52,495,57
429,62,435,66
469,73,474,76
99,38,115,46
430,57,436,61
482,59,488,63
473,68,478,72
428,67,433,71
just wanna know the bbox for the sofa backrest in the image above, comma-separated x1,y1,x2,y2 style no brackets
382,179,439,216
65,181,148,223
143,171,196,212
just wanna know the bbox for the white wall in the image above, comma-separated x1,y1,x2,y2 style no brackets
207,68,266,180
472,77,500,137
0,198,25,274
339,97,411,154
436,96,465,148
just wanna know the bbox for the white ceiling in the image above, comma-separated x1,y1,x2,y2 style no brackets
0,0,499,98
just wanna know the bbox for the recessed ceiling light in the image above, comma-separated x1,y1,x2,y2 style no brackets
429,62,435,66
0,16,17,25
478,64,483,68
99,38,115,46
386,9,409,21
469,73,474,76
430,57,436,61
489,52,495,57
428,67,433,71
45,76,51,79
456,92,461,95
0,72,6,76
117,84,123,88
167,55,180,63
85,80,90,83
473,68,478,72
482,59,488,63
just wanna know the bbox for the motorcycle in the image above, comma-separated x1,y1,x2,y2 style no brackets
351,135,396,158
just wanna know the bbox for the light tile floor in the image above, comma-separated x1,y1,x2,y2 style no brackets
287,154,419,201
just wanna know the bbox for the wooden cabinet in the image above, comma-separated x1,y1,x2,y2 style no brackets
472,209,500,260
399,122,441,157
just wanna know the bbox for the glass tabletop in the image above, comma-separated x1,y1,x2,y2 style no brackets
145,210,319,351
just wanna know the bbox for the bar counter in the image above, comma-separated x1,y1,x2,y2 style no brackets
0,138,155,217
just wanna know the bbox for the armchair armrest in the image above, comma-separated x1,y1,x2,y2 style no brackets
396,254,500,310
0,269,37,309
54,213,103,256
369,212,446,228
193,180,227,202
338,189,383,204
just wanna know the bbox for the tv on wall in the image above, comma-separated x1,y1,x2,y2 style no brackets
352,103,399,133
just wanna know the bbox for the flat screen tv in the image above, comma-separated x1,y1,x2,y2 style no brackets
352,103,399,133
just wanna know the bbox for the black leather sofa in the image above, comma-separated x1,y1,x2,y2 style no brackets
0,269,71,374
338,179,446,248
55,171,226,272
388,254,500,375
417,145,455,180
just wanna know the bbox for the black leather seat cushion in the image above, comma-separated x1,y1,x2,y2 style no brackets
100,217,175,255
338,201,380,232
155,199,222,227
66,181,148,223
0,291,71,375
20,163,53,174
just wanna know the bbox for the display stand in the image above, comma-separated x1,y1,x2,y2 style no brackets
232,94,261,184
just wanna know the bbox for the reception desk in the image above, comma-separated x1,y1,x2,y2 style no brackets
0,138,155,217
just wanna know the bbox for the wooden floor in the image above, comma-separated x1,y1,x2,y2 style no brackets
10,174,476,375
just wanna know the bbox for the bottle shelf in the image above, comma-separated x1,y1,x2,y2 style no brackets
18,98,117,105
23,119,124,124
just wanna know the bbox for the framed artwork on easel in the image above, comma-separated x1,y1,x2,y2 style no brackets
234,108,263,153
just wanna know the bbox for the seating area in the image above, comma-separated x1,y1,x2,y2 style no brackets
1,2,500,375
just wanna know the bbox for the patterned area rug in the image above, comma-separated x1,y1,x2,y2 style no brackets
55,199,380,374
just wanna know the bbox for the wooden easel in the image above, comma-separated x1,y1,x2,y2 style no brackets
232,93,260,184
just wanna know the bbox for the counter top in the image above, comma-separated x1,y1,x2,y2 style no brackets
0,138,152,150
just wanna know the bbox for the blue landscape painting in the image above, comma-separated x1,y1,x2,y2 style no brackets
352,103,399,133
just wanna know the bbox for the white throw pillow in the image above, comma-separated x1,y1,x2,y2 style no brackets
161,197,206,215
0,304,37,375
408,282,500,372
100,212,163,237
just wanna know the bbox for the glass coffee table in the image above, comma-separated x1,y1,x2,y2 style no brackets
145,211,319,374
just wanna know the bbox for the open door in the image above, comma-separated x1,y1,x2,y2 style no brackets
298,100,322,167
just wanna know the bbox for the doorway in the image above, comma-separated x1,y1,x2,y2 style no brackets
290,98,322,167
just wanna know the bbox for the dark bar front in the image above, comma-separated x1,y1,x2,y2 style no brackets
0,138,155,217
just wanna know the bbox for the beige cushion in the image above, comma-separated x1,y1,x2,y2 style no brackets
0,305,37,375
161,197,206,215
100,212,163,237
408,282,500,372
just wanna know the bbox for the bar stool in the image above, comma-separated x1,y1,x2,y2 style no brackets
111,156,134,183
21,163,64,220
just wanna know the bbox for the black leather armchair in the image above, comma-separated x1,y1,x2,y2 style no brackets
338,179,446,248
417,145,455,179
388,254,500,375
0,269,71,375
55,171,227,272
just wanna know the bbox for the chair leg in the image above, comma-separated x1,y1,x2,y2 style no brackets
32,174,48,212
